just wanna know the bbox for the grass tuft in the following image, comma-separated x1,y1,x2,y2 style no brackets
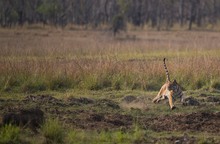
22,79,47,93
0,30,220,92
49,76,72,91
211,80,220,90
41,118,65,144
0,124,21,144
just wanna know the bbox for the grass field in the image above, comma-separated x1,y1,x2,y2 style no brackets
1,28,220,92
0,28,220,143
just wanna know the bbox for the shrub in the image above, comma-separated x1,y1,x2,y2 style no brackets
0,124,20,144
81,74,112,90
144,80,161,91
211,80,220,90
41,118,65,144
2,76,22,92
22,79,47,93
112,14,126,36
95,75,112,90
49,76,72,90
80,75,98,90
191,79,206,90
67,130,86,144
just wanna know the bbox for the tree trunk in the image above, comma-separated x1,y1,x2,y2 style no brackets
179,0,184,27
156,0,161,31
189,1,195,30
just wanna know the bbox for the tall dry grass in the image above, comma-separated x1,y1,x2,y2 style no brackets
0,28,220,92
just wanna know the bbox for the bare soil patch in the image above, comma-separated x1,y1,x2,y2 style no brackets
0,95,220,133
142,112,220,133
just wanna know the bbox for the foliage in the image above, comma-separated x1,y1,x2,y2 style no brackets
1,76,22,92
0,30,220,92
67,127,145,144
1,0,220,30
49,75,72,91
0,124,20,144
21,78,47,93
112,14,126,36
36,0,61,24
211,80,220,90
41,118,65,144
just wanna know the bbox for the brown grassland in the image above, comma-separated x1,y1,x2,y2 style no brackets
0,27,220,143
0,28,220,92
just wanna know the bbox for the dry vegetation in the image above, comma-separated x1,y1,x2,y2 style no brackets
1,28,220,143
0,28,220,93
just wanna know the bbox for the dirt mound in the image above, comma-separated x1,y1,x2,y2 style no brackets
74,112,133,130
95,99,120,109
23,95,65,106
39,96,119,108
183,97,200,106
2,108,44,132
206,96,220,104
121,95,137,103
120,96,148,110
1,95,220,134
45,108,220,133
165,133,196,144
143,112,220,133
67,97,94,105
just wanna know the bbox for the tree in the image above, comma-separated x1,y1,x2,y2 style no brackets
112,14,126,36
188,0,197,30
111,0,128,36
179,0,184,27
0,0,220,30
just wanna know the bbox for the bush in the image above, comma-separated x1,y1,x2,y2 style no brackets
2,76,22,92
67,130,87,144
81,74,112,90
66,126,146,144
211,80,220,90
0,124,20,144
112,14,126,36
191,79,206,90
144,80,161,91
95,75,112,90
41,118,65,144
49,76,72,90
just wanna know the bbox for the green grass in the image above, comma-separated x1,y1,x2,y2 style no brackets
66,126,146,144
59,125,220,144
41,118,65,144
0,124,21,144
1,124,217,144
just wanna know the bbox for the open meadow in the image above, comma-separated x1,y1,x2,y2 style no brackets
0,28,220,143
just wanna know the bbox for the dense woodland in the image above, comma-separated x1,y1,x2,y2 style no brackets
1,0,220,30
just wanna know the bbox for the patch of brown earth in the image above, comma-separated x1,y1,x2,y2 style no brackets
62,111,133,130
1,95,220,133
164,133,196,144
120,95,149,110
142,112,220,133
2,108,44,132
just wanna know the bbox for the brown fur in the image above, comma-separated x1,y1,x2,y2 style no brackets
153,80,182,109
152,58,184,110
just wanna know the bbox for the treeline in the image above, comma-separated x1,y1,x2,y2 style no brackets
1,0,220,30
